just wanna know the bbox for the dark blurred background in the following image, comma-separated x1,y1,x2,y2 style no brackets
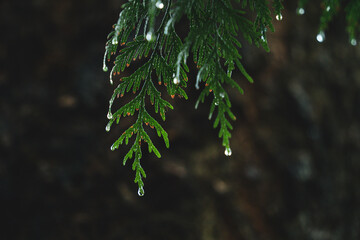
1,0,360,239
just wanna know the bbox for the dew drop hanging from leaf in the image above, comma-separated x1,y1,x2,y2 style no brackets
105,122,111,132
351,39,357,46
138,186,145,196
107,111,113,120
316,31,325,43
173,77,180,84
112,37,118,45
224,147,232,157
146,31,154,41
155,1,164,9
110,143,117,151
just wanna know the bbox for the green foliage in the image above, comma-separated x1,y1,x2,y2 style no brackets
104,0,357,195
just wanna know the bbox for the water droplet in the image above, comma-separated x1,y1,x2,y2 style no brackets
173,77,180,84
316,31,325,43
146,31,154,41
110,144,116,151
112,37,118,45
219,92,225,98
351,38,357,46
105,122,111,132
109,68,115,84
103,47,109,72
261,35,266,42
155,1,164,9
276,14,283,21
326,6,330,12
107,111,113,119
224,147,232,157
297,8,305,15
138,186,145,196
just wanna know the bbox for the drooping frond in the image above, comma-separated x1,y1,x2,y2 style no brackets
104,0,356,195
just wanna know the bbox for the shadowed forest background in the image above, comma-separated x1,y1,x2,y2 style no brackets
1,0,360,239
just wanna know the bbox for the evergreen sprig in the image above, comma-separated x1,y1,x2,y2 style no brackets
103,0,357,195
103,0,278,195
